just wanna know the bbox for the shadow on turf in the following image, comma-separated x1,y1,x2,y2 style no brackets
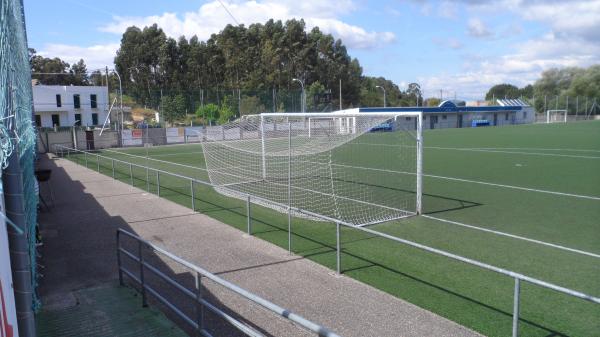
87,155,568,337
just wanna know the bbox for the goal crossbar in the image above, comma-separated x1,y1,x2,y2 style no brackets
261,111,422,118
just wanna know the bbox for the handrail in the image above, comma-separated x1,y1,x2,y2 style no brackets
116,228,341,337
58,144,600,337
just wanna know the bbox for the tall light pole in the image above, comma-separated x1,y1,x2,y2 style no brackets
292,78,305,112
376,85,386,107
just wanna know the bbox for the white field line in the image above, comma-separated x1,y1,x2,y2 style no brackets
102,148,208,171
425,173,600,201
422,215,600,259
467,147,600,153
151,151,204,157
426,146,600,159
326,162,600,201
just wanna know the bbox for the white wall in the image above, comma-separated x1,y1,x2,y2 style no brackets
32,85,109,128
0,194,19,337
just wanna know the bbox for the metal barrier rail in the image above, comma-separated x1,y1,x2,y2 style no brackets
117,228,341,337
57,145,600,337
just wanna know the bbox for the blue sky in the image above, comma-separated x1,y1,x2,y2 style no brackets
25,0,600,100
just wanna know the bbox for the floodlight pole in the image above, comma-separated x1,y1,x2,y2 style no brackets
292,78,305,112
376,85,387,107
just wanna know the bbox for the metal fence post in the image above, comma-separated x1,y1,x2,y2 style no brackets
190,179,195,211
97,154,100,172
288,207,292,254
129,163,134,186
111,159,115,178
336,222,341,275
84,152,88,167
156,171,161,196
194,271,204,336
139,240,148,307
116,231,123,286
246,195,251,235
512,277,521,337
146,166,150,192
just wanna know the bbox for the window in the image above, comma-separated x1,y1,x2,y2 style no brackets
90,94,97,109
442,115,447,120
56,94,62,107
51,114,60,127
405,117,411,121
423,115,427,120
34,115,41,127
92,113,98,125
523,111,527,119
505,113,509,120
73,94,80,109
74,113,82,126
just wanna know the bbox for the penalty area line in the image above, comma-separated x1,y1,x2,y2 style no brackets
422,215,600,259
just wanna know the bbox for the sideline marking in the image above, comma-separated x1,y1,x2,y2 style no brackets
425,174,600,201
422,215,600,259
468,147,600,153
426,146,600,159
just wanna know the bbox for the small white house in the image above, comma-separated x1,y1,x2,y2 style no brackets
32,85,110,128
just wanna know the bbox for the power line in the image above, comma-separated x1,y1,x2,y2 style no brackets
217,0,240,25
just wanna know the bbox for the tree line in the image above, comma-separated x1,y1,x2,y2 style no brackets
485,65,600,114
113,19,423,122
29,49,106,86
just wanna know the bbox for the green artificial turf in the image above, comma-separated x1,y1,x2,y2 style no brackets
66,120,600,337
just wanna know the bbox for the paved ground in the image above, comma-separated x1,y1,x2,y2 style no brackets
36,284,186,337
36,153,482,337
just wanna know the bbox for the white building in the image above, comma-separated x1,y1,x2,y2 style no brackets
32,85,110,128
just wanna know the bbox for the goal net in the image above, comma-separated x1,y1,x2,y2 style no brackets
201,110,423,227
546,110,567,123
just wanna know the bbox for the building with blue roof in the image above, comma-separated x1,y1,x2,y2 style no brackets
360,99,534,129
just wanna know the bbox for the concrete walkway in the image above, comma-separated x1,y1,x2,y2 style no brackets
37,154,481,337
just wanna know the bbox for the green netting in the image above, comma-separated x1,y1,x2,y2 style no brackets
0,0,40,309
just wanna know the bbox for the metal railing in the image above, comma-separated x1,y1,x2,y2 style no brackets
57,145,600,337
117,228,341,337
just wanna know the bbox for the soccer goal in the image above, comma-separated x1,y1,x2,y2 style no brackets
546,109,567,123
201,110,423,227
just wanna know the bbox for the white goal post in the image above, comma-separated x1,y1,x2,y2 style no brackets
546,109,567,123
202,110,423,227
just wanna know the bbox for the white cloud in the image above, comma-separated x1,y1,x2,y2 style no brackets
467,18,492,38
416,0,600,99
99,0,395,50
37,43,120,71
420,32,600,100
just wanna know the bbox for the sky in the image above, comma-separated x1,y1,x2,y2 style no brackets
24,0,600,100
